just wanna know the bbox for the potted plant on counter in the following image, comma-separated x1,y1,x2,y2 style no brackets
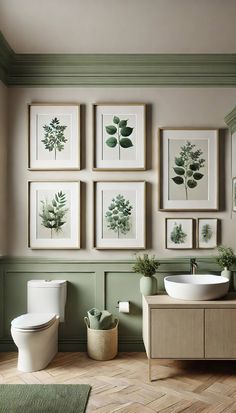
216,246,236,281
133,253,159,295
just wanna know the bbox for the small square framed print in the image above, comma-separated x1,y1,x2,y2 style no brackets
29,181,80,249
165,218,194,249
94,181,146,249
159,128,219,211
197,218,218,249
93,103,146,170
29,104,80,170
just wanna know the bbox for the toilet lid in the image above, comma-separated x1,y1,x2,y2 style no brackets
11,313,56,330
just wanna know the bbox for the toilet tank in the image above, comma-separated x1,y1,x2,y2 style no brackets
27,280,67,322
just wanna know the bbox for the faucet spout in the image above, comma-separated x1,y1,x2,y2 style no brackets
191,258,198,275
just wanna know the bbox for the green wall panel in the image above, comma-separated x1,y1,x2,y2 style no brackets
0,257,233,352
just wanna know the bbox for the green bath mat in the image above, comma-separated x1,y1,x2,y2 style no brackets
0,384,91,413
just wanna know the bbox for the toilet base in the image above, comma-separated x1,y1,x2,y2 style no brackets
12,317,59,373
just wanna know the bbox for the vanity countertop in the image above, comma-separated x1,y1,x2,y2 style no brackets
144,292,236,308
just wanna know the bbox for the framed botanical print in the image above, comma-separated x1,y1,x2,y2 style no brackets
165,218,194,249
29,104,80,170
93,103,146,170
159,128,219,211
29,181,80,249
94,181,146,249
233,178,236,211
197,218,218,249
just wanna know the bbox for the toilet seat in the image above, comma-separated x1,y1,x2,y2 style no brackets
11,313,56,331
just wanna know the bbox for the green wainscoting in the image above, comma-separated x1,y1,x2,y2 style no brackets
0,257,232,352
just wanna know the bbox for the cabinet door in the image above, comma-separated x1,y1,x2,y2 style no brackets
205,309,236,358
151,309,204,358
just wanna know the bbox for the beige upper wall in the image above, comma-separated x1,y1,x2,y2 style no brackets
1,0,236,53
7,86,236,259
0,81,7,256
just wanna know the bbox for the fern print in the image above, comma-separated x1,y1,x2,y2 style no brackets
39,191,68,238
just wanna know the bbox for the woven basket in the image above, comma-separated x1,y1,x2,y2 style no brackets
84,317,118,361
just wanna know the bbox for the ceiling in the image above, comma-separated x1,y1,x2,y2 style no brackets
1,0,236,54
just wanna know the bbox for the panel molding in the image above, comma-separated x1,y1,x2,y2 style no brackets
0,256,230,352
1,33,236,86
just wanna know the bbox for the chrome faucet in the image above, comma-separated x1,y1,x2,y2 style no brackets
190,258,198,275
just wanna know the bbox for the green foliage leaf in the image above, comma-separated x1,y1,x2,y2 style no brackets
175,157,184,167
172,176,184,185
119,138,133,148
105,125,117,135
120,126,133,137
186,170,193,177
106,137,118,148
132,253,159,277
193,172,204,180
189,163,200,171
187,179,197,188
119,119,128,128
113,116,120,124
173,167,185,176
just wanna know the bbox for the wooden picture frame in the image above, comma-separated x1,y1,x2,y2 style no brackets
93,181,146,249
159,128,219,211
28,181,80,249
93,103,146,170
197,218,218,249
29,103,80,170
165,218,194,249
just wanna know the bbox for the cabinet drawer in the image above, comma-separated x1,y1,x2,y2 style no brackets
151,309,204,358
205,309,236,358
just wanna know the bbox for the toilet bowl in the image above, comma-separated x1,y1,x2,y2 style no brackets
11,313,59,372
11,280,67,372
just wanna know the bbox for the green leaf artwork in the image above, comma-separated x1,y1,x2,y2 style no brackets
172,141,205,200
170,222,187,244
105,116,134,160
42,117,67,160
39,191,68,238
105,194,133,238
201,224,213,243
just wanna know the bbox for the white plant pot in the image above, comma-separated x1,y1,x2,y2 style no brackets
221,268,231,281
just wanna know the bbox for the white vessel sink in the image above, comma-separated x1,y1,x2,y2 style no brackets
164,274,229,301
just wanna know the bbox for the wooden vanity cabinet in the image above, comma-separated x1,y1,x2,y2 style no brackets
143,293,236,380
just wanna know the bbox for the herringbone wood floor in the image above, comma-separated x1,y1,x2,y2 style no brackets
1,353,236,412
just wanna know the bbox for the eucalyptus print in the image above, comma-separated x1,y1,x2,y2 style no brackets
105,116,134,160
42,117,67,160
170,223,187,244
105,194,133,238
172,141,205,200
39,191,68,238
201,224,213,243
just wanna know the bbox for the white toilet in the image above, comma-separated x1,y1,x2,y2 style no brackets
11,279,67,372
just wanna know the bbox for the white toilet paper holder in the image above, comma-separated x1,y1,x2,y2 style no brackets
116,300,130,307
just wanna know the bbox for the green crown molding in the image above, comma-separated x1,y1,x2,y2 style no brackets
225,106,236,133
1,33,236,86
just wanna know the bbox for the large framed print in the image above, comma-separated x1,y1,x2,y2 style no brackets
29,104,80,170
93,103,146,170
165,218,194,250
94,181,146,249
159,128,219,211
197,218,218,249
29,181,80,249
